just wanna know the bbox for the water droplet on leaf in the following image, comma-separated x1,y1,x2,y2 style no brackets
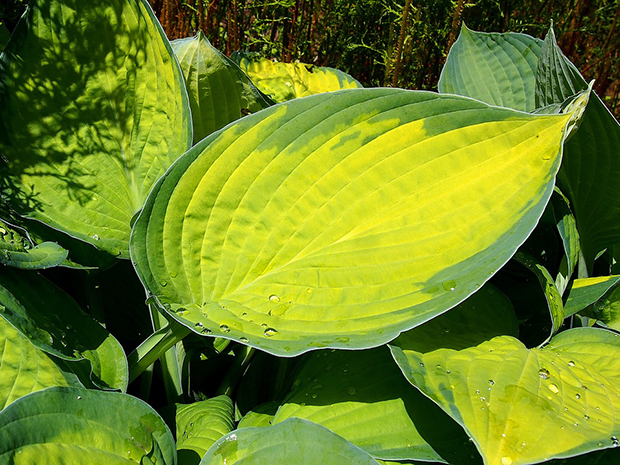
548,383,559,394
264,327,278,337
220,324,230,333
269,294,280,302
347,387,356,395
539,368,550,379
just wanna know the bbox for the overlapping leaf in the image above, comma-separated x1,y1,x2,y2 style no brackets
235,54,361,102
131,88,573,355
171,32,272,144
0,386,175,464
438,25,543,112
0,317,81,410
0,268,128,391
0,218,67,269
391,328,620,465
0,0,191,257
201,418,381,464
176,396,235,464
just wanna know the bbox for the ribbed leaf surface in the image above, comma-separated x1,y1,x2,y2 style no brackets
439,25,543,112
0,317,81,410
391,328,620,465
0,387,175,464
0,0,191,257
201,418,380,465
130,88,571,356
171,32,271,144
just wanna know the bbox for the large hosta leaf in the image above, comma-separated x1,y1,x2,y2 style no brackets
0,386,175,464
171,32,271,144
0,268,128,391
235,54,361,102
0,0,191,258
201,417,380,464
130,88,573,356
438,25,543,112
391,328,620,465
0,316,81,410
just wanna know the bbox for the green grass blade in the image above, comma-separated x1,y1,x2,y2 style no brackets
0,0,191,257
130,88,573,356
438,25,543,112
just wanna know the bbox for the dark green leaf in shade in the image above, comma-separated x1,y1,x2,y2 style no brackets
564,276,620,318
551,188,581,293
0,386,176,464
535,28,620,268
0,268,127,391
200,417,381,464
171,32,272,144
0,0,192,257
0,217,67,269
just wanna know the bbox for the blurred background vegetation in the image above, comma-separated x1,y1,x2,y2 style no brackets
2,0,619,115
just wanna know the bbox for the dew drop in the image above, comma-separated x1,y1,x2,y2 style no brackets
419,362,425,368
306,288,313,294
488,380,495,386
160,280,168,287
548,383,559,394
538,368,550,379
91,234,100,241
501,457,512,465
264,327,278,337
476,390,480,394
220,324,230,333
575,393,581,400
77,396,82,400
347,386,356,395
584,415,590,421
568,361,576,367
442,280,457,291
612,436,619,447
170,271,178,278
268,294,280,303
240,337,249,343
311,393,318,399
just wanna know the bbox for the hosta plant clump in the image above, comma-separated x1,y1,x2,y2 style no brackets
0,1,619,464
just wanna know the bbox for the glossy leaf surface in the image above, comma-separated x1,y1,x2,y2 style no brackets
131,88,572,356
0,268,128,391
0,386,175,464
0,0,191,257
176,396,235,464
171,32,271,144
201,417,381,464
439,25,543,112
236,55,361,102
391,328,620,465
0,317,81,410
